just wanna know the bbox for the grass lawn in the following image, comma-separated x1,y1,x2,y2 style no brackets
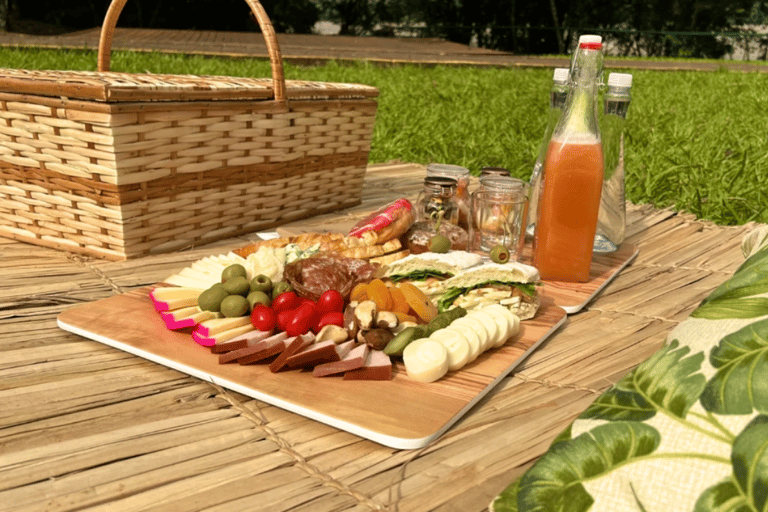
2,47,767,226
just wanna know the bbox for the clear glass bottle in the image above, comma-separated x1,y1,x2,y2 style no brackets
532,35,605,282
594,72,633,252
527,67,570,237
420,164,470,229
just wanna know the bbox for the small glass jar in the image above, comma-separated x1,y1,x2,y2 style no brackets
416,176,459,225
424,163,470,229
480,166,511,178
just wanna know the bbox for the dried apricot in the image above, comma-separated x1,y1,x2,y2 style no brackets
350,283,369,302
393,311,419,324
367,279,392,311
398,282,438,322
388,286,411,314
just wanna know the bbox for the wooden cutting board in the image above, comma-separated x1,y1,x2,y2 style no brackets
57,289,566,450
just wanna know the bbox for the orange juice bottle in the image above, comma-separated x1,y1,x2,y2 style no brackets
533,35,605,282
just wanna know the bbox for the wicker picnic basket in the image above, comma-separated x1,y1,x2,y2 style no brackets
0,0,379,260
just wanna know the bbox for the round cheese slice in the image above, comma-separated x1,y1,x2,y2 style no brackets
465,310,500,351
447,324,482,362
485,304,521,346
403,339,449,383
430,328,471,371
449,317,486,359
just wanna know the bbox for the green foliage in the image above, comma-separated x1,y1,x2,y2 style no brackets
517,422,661,512
3,47,768,226
700,319,768,415
580,339,706,421
14,0,318,33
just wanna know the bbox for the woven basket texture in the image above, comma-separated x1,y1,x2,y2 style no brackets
0,0,379,260
0,72,378,260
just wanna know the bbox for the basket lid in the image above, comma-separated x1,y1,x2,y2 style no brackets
0,68,379,103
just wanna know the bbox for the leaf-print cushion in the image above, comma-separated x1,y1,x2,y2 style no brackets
491,225,768,512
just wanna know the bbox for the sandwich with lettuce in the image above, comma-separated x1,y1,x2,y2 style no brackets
381,250,483,295
436,261,540,320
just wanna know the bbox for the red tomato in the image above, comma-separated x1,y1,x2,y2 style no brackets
315,311,344,331
272,292,299,314
316,289,344,314
276,309,295,331
286,302,316,336
250,305,276,331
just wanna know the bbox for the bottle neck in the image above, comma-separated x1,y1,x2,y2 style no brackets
554,46,603,141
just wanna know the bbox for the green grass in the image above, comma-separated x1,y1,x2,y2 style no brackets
2,47,767,226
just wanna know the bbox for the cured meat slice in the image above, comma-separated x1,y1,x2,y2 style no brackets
269,334,315,373
312,344,370,378
286,340,355,370
283,254,379,301
343,350,393,381
218,332,288,364
210,329,273,354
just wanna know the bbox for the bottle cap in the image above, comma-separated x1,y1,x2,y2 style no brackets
578,35,602,50
553,68,569,83
608,73,633,88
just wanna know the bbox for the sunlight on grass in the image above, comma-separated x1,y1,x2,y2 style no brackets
1,47,766,226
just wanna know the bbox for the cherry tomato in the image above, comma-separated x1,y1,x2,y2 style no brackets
316,289,344,314
250,305,276,331
286,302,316,336
271,291,299,314
315,311,344,331
277,309,295,331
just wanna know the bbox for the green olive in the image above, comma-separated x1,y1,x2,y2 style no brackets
490,244,511,264
247,290,272,310
220,295,249,318
271,281,293,299
221,263,247,282
197,285,229,312
222,276,250,296
250,274,273,293
428,234,451,253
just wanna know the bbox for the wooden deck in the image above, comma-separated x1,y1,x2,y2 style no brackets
1,27,767,72
0,162,757,512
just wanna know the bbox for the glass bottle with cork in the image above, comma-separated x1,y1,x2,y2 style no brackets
532,35,605,282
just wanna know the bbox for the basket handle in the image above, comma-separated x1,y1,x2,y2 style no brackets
97,0,287,105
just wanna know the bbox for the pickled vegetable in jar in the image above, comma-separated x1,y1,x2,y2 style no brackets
423,163,471,229
416,176,460,225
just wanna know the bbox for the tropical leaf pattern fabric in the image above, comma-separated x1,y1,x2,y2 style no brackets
491,226,768,512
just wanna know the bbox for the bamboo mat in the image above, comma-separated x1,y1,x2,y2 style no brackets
0,162,759,512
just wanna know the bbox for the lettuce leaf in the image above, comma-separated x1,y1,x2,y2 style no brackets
437,281,537,312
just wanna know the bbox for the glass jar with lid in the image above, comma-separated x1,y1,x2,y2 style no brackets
416,176,459,225
480,167,511,178
423,163,470,229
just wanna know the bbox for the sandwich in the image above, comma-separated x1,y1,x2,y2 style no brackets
436,261,540,320
381,250,483,296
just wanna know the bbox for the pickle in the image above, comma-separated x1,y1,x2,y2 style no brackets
425,306,467,336
383,326,426,357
